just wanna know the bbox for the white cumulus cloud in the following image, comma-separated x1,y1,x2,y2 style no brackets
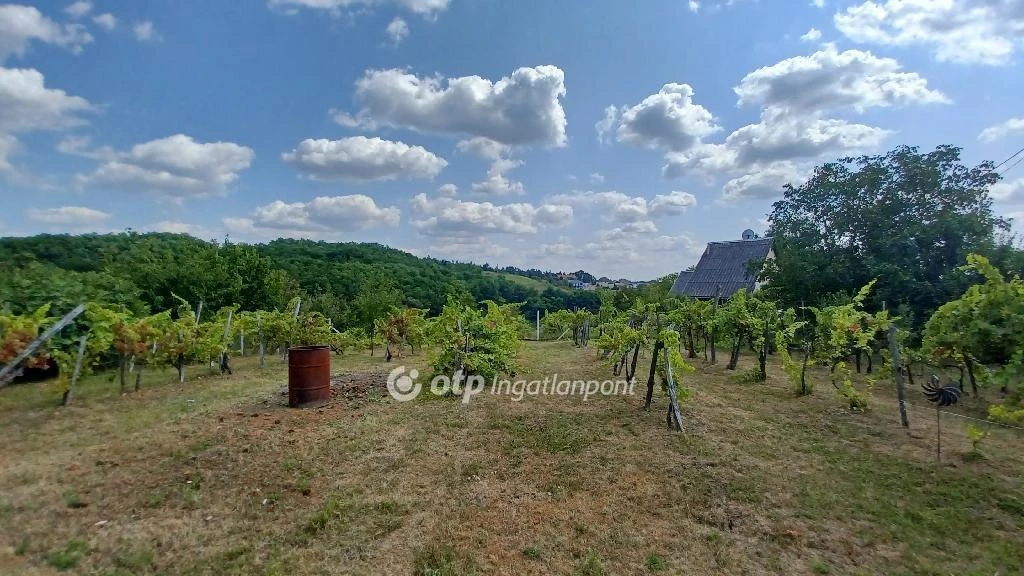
282,136,447,182
348,65,567,147
801,28,822,42
64,1,92,19
734,45,949,114
0,4,93,62
979,118,1024,143
410,193,572,236
835,0,1024,66
92,13,117,31
226,195,401,239
133,21,159,42
269,0,451,17
613,83,720,152
385,17,408,45
78,134,255,200
27,205,111,226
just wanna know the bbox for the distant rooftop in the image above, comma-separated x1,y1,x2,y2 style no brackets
669,232,773,299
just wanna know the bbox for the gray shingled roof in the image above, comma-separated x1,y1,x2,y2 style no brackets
669,238,773,299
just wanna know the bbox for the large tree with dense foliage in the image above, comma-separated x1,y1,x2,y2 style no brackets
764,145,1015,330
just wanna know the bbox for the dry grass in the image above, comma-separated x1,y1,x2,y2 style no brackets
1,342,1022,575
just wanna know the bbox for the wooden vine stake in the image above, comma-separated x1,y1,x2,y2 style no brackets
258,317,265,369
888,324,910,429
61,334,89,407
0,304,86,388
663,349,684,432
220,310,233,375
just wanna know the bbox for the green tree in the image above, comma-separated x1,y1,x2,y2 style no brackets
766,145,1010,332
353,272,403,356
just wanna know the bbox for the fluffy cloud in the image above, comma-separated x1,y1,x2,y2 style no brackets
437,183,458,197
979,117,1024,143
801,28,822,42
0,134,16,171
269,0,450,17
0,66,92,175
27,205,111,226
662,46,945,202
724,109,891,167
471,157,524,196
648,190,698,216
663,111,889,179
92,13,117,31
349,65,567,147
0,67,93,133
835,0,1024,65
64,1,92,19
418,236,513,262
595,105,619,144
734,45,949,114
410,193,572,236
540,229,703,277
612,83,720,151
226,195,400,239
385,17,408,45
282,136,446,182
78,134,254,200
991,178,1024,202
720,162,808,202
0,4,93,62
550,189,696,226
456,137,510,160
133,21,159,42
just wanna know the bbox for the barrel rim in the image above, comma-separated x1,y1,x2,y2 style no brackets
288,345,331,352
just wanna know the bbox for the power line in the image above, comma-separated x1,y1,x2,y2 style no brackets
1000,153,1024,176
991,145,1024,172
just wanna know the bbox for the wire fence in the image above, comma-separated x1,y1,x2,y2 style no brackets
884,398,1024,462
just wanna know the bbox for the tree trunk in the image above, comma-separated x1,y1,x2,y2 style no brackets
855,349,862,373
627,343,641,382
964,355,979,396
757,345,767,382
135,364,143,392
370,325,375,356
177,353,185,383
644,341,665,410
727,335,742,370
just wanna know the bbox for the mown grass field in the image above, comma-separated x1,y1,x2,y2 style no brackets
1,342,1023,575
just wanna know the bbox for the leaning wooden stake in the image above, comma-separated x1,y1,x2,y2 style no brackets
0,304,86,387
664,350,684,432
61,334,89,407
889,324,910,429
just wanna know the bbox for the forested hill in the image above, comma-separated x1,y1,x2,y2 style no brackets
0,233,602,323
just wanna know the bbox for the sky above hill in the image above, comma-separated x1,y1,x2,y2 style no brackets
2,0,1023,279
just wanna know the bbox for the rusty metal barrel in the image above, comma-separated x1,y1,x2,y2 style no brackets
288,345,331,407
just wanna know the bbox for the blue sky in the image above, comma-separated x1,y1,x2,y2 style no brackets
2,0,1023,279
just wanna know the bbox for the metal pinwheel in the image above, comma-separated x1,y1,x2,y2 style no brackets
923,376,960,462
923,377,961,407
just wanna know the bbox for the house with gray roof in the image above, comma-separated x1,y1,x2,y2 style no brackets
669,230,774,300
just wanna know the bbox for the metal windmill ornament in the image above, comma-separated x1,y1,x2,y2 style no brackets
923,375,961,462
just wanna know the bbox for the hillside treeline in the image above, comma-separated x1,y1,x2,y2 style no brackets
0,235,601,328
